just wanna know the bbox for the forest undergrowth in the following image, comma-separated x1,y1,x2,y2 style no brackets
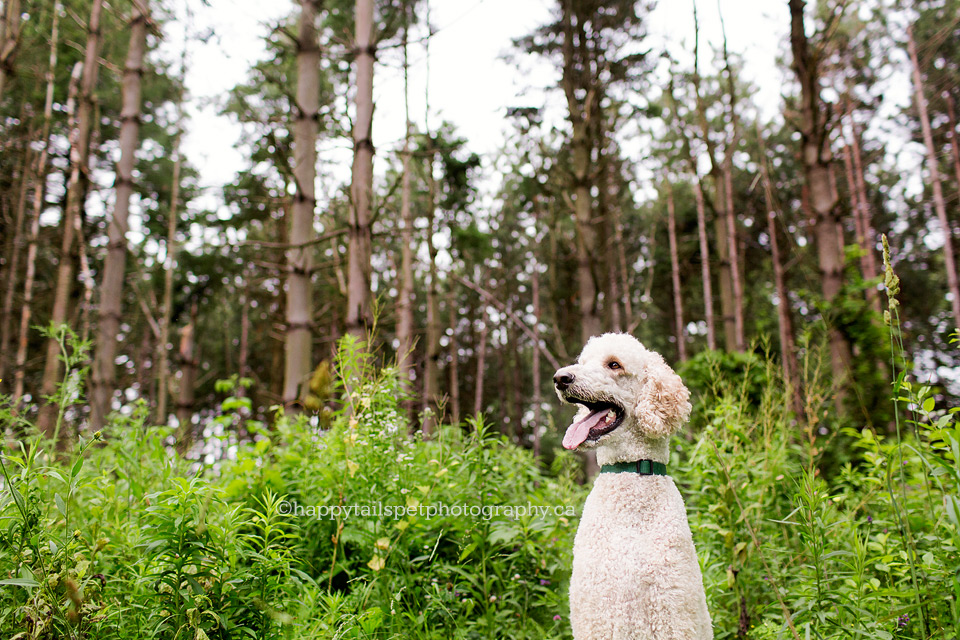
0,257,959,640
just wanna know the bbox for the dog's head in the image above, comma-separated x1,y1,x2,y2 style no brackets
553,333,691,460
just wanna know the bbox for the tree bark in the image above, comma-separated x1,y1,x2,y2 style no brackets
597,141,620,331
0,0,21,102
282,0,320,410
37,0,103,436
946,93,960,214
422,151,440,434
907,23,960,330
0,138,33,384
90,2,149,428
396,17,415,403
757,123,803,418
693,178,716,350
666,182,686,361
532,266,543,458
447,288,460,426
238,280,250,396
608,162,632,328
474,304,488,419
560,0,601,342
346,0,374,337
13,6,63,406
691,0,741,351
788,0,851,404
718,1,745,351
175,303,197,455
155,125,182,425
845,102,880,313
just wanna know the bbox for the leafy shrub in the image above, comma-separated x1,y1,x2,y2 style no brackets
0,333,585,639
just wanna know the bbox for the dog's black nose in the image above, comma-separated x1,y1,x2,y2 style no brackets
554,372,575,389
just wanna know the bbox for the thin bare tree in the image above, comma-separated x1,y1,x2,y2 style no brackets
282,0,320,410
0,132,33,382
346,0,374,337
907,23,960,330
560,0,601,342
37,0,104,436
788,0,852,402
155,122,183,424
422,150,441,434
691,0,743,351
693,178,716,351
473,304,488,419
13,6,63,406
844,102,880,313
396,9,416,401
90,0,150,428
175,303,197,454
757,122,803,418
447,289,460,425
666,182,686,361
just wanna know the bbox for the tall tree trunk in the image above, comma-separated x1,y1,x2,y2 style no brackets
238,280,250,397
560,0,601,342
692,0,740,351
37,0,103,436
447,288,460,425
135,323,151,399
0,139,33,384
0,0,21,102
758,124,803,418
396,17,415,402
175,303,197,455
422,152,440,434
14,8,63,406
946,93,960,210
90,2,149,429
693,178,716,350
597,143,620,332
608,164,632,328
907,24,960,330
506,321,521,441
722,164,744,350
841,140,866,269
718,0,745,351
282,0,319,410
156,125,182,424
532,239,543,458
789,0,851,405
474,304,488,419
666,182,686,361
346,0,374,337
845,102,881,313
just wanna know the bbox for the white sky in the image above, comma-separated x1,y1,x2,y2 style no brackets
167,0,795,216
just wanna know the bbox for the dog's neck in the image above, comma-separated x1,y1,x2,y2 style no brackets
595,435,670,467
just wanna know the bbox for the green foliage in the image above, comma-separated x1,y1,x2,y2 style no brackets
3,301,960,638
0,334,584,639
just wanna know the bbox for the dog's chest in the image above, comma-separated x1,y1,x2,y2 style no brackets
568,474,712,638
573,475,696,577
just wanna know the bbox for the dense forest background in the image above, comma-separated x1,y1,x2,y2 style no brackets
2,0,960,638
0,0,957,447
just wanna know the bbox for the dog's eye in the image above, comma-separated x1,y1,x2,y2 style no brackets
608,361,621,370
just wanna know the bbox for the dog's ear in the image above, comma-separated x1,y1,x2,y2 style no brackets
633,369,691,438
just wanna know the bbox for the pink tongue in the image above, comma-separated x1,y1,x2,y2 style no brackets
562,408,611,450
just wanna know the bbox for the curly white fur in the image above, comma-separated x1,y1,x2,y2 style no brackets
555,333,712,640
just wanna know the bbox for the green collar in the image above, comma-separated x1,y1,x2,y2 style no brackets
600,460,668,476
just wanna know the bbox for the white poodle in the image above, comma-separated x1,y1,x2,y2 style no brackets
554,333,712,640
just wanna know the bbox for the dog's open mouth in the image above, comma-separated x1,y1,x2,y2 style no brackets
561,398,624,450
